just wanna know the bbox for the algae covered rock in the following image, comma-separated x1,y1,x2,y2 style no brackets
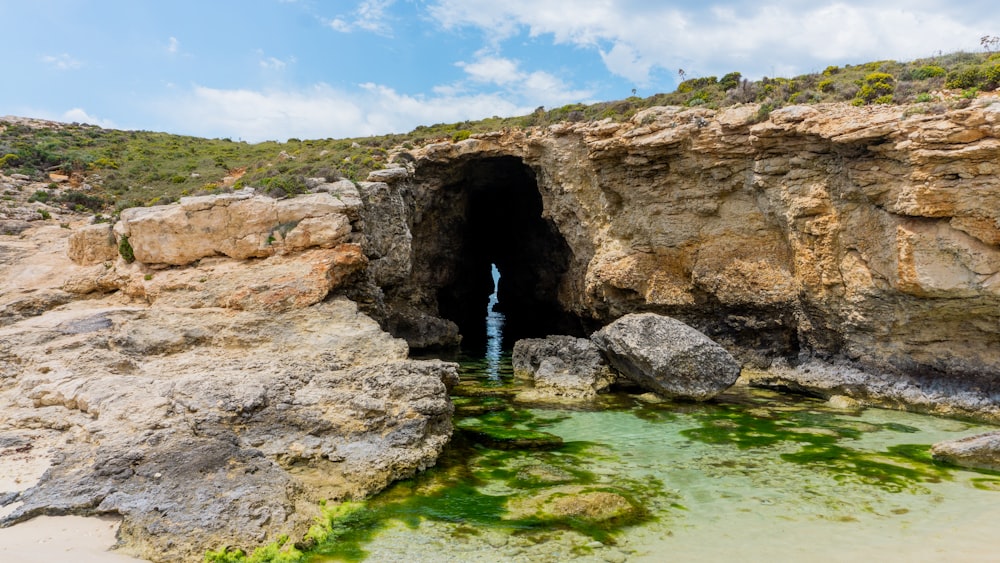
931,431,1000,471
506,486,640,524
591,313,740,400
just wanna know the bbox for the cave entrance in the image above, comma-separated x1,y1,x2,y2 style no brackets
434,156,580,352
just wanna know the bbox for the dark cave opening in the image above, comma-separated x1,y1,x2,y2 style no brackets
433,156,582,351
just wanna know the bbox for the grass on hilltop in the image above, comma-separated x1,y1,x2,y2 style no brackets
2,49,999,214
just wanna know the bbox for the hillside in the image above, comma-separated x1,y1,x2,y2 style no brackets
1,50,999,215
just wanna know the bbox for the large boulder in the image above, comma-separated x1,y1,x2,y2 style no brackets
115,191,358,266
512,336,615,398
591,313,740,400
931,431,1000,471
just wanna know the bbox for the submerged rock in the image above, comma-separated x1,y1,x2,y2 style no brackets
512,335,616,399
931,431,1000,471
591,313,741,400
506,486,639,524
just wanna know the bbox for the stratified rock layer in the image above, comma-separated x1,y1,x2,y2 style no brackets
591,313,741,400
0,188,457,563
383,99,1000,391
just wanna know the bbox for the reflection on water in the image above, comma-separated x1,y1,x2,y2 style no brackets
484,263,505,380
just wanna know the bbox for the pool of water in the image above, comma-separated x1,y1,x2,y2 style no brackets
295,354,1000,563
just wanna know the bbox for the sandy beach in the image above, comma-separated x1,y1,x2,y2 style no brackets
0,515,147,562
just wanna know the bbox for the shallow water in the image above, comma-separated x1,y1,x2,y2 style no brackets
306,355,1000,563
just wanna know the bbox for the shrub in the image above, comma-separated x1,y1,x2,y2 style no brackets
915,92,935,102
58,190,106,212
677,76,718,93
910,65,946,80
817,79,834,93
946,66,983,89
28,189,51,203
853,72,895,105
719,71,742,91
452,130,471,142
118,235,135,263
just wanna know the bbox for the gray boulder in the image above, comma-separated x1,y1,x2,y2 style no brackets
512,336,615,398
931,431,1000,471
591,313,740,400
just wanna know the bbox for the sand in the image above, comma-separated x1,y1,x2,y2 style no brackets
0,515,149,562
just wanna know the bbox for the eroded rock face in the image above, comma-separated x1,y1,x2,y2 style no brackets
591,313,741,400
387,99,1000,394
0,187,456,562
115,190,358,266
931,431,1000,471
0,299,458,562
512,336,616,399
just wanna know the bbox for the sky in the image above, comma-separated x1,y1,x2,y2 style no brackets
1,0,997,142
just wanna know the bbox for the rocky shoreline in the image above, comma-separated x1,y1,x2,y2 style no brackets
1,98,999,561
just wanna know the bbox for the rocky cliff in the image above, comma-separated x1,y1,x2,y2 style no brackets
0,178,458,561
367,99,1000,415
2,97,1000,560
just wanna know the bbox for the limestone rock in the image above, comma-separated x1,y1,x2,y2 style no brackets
512,336,615,398
388,100,999,408
931,431,1000,471
116,191,358,266
743,362,1000,424
591,313,741,400
0,298,457,562
67,223,117,265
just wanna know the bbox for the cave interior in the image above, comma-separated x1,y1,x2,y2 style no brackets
429,156,583,351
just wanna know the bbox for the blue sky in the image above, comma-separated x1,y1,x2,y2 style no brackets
2,0,997,142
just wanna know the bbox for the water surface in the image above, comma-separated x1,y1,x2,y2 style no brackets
306,355,1000,562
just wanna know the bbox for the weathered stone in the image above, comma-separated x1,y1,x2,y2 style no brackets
115,192,356,265
512,336,615,398
0,298,457,562
391,101,1000,388
591,313,741,400
67,223,117,265
931,431,1000,471
743,362,1000,424
366,167,409,183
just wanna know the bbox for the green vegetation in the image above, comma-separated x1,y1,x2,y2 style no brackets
118,235,135,263
3,51,998,218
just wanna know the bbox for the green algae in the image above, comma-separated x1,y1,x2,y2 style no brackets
207,352,1000,562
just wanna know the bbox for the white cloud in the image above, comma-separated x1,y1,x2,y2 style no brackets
152,83,525,142
455,54,593,107
259,55,295,70
325,0,396,35
41,53,82,70
62,108,116,128
428,0,1000,85
459,56,523,85
167,36,180,54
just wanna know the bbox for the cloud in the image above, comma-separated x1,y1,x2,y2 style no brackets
456,54,593,107
324,0,396,35
41,53,82,70
152,82,525,142
259,55,296,70
167,36,180,54
61,108,116,128
428,0,1000,85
